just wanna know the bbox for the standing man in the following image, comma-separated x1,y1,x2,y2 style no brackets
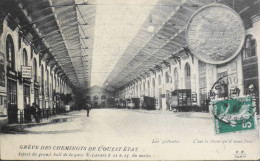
35,104,41,123
86,101,91,117
30,103,36,122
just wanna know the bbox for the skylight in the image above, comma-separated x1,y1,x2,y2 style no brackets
90,0,159,86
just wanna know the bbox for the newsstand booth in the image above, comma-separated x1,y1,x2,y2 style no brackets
169,89,192,112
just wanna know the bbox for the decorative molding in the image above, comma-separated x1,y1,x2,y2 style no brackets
0,10,8,36
140,74,146,79
144,72,150,78
162,60,170,68
171,55,181,69
20,23,34,45
137,77,142,81
183,47,194,64
154,65,162,72
6,13,20,31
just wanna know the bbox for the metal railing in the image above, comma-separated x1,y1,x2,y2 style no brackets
7,104,69,124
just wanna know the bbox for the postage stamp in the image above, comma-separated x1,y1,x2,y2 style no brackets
210,96,256,134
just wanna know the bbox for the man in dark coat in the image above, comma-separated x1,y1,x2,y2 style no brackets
30,103,36,122
86,101,91,117
35,104,41,123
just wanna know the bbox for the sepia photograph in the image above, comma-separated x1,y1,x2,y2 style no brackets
0,0,259,160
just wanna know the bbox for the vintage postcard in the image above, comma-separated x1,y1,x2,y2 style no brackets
0,0,259,160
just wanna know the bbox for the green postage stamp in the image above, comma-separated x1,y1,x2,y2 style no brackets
210,96,256,134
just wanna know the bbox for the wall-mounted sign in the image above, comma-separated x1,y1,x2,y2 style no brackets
192,92,197,103
22,66,32,78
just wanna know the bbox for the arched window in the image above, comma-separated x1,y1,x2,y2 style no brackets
33,58,37,82
152,78,155,97
54,75,56,89
6,35,15,70
46,69,49,96
185,63,191,89
185,63,190,77
143,82,145,96
243,35,257,59
136,85,138,97
23,49,28,66
51,74,53,94
139,84,141,96
174,68,178,89
147,80,150,96
165,72,169,83
41,65,44,95
158,75,161,85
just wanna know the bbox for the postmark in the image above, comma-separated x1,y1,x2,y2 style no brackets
208,73,256,134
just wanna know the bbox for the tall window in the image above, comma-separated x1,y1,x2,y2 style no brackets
54,76,56,89
185,63,190,77
30,45,33,58
158,75,161,85
165,72,169,83
147,80,150,96
51,74,53,95
199,60,207,105
6,35,15,70
152,78,155,97
243,35,256,59
139,84,141,96
174,68,179,89
41,65,44,95
33,59,37,82
46,70,49,96
23,49,28,66
185,63,191,89
136,85,138,97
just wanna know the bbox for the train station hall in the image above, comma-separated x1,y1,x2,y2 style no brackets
0,1,260,160
0,0,259,126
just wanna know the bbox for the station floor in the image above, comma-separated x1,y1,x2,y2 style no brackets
1,109,259,160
